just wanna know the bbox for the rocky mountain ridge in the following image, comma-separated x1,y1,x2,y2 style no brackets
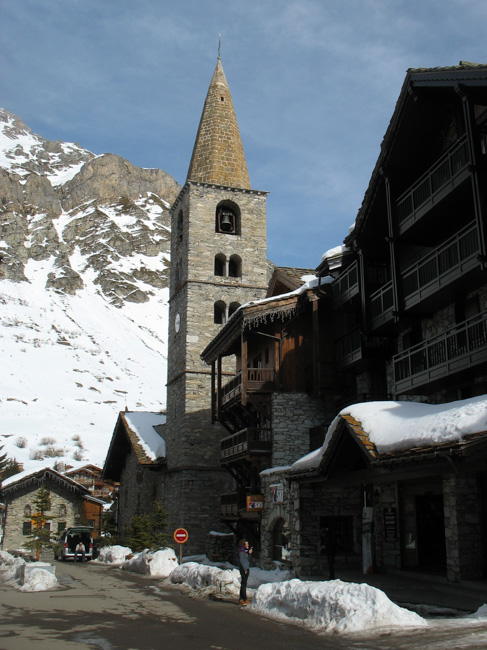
0,108,180,303
0,108,179,473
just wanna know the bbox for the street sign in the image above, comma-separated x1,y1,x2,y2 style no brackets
173,528,189,544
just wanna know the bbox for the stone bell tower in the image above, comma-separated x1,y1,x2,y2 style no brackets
163,56,268,552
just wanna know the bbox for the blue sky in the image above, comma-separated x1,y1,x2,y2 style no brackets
2,0,486,268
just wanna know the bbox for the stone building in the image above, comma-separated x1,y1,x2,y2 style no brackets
0,467,91,551
102,411,166,540
161,56,269,553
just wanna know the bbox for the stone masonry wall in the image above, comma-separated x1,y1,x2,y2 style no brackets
116,449,164,543
3,481,84,551
271,393,328,466
443,472,483,582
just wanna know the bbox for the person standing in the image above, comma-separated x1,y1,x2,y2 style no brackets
237,539,252,605
321,527,337,579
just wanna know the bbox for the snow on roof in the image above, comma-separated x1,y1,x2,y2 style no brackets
290,395,487,474
1,466,87,492
123,411,166,461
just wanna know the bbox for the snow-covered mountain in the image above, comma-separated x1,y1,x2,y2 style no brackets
0,108,180,475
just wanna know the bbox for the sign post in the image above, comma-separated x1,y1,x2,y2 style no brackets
173,528,189,564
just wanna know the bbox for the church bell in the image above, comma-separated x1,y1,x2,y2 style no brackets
219,210,234,232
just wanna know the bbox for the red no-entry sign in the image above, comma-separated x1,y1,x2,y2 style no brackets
174,528,189,544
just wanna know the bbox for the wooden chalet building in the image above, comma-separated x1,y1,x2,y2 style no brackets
201,268,335,547
281,62,487,582
318,61,487,407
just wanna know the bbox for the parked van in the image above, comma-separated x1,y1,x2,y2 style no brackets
54,526,94,561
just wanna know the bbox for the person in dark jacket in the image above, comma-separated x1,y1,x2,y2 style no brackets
321,527,337,579
237,538,253,605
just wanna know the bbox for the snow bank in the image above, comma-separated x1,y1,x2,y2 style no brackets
19,567,58,592
121,548,177,577
0,552,59,592
252,579,428,633
95,545,133,566
170,562,241,595
0,551,25,583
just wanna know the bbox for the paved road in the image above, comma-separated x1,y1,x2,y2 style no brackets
0,561,347,650
2,561,487,649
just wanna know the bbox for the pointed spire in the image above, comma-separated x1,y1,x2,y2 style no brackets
186,57,251,189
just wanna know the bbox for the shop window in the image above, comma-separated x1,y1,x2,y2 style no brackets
319,516,354,554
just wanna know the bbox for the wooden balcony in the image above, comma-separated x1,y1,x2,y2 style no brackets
401,223,479,309
369,223,480,327
396,135,470,233
333,261,359,307
370,282,395,329
221,368,276,406
221,427,272,462
334,326,393,370
393,310,487,393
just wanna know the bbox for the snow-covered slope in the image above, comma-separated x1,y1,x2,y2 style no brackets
0,108,178,474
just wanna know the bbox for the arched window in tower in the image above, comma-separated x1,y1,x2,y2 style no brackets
175,261,181,287
228,302,240,318
177,210,184,242
228,255,242,278
214,301,226,324
215,200,241,235
214,254,226,277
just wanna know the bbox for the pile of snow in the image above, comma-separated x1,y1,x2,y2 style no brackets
94,545,133,566
0,551,58,592
252,579,427,633
170,562,241,595
19,566,58,592
121,548,177,577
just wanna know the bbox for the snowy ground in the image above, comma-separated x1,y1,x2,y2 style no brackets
2,547,487,641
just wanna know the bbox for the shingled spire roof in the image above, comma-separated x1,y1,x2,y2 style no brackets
186,57,251,189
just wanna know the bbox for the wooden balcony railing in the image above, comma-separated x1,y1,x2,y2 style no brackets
370,281,395,328
334,327,393,370
221,368,276,406
396,135,470,231
401,223,479,307
394,310,487,393
333,261,359,307
369,224,480,326
221,427,272,461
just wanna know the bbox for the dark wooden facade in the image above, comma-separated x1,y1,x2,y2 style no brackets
317,64,487,405
202,270,330,544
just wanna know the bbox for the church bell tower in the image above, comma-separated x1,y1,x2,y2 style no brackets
163,56,269,551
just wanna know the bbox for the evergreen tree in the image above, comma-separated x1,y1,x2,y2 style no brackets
23,485,54,560
0,443,8,481
126,502,172,552
97,510,119,548
1,458,22,481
